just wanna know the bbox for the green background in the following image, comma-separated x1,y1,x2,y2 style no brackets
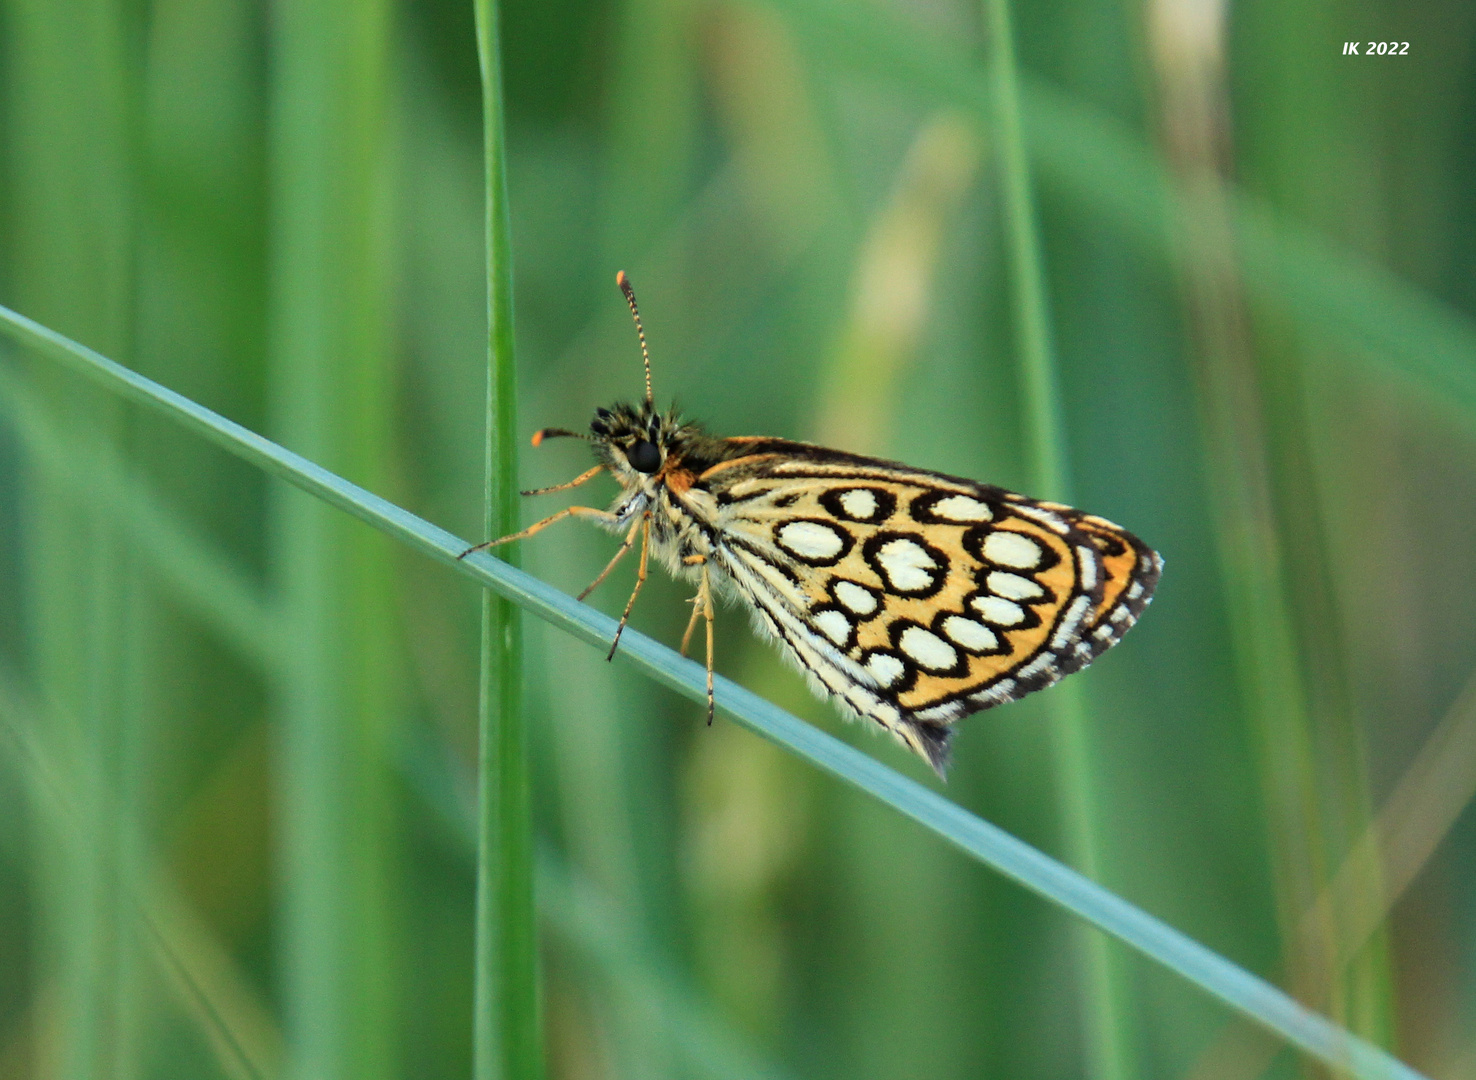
2,0,1475,1078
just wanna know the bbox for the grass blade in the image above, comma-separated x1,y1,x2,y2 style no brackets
266,2,398,1075
0,304,1434,1080
470,0,541,1078
5,0,142,1070
982,0,1134,1073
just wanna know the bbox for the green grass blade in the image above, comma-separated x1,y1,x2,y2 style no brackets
1022,82,1476,426
982,0,1134,1073
266,2,398,1076
0,306,1434,1080
470,0,540,1078
983,0,1067,500
5,0,142,1071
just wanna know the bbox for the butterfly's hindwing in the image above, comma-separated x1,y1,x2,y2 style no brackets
681,442,1161,774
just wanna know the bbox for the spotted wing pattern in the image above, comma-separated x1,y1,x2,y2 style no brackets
691,446,1162,775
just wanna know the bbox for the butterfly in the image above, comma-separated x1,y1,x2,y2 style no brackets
461,272,1162,777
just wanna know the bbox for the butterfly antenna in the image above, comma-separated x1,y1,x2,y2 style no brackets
530,427,592,446
616,271,653,405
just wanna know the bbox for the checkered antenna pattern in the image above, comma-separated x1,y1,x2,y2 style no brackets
616,271,654,406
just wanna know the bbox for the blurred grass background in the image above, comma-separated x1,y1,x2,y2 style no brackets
2,0,1475,1077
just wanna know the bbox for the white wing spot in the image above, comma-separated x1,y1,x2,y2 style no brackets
1051,595,1094,648
1077,546,1098,591
982,530,1043,569
899,625,959,671
1011,504,1070,534
777,520,846,561
987,571,1044,601
875,537,939,591
834,581,878,616
971,595,1026,626
973,678,1016,706
814,609,853,647
931,495,992,522
942,615,999,652
839,489,879,519
1015,653,1055,681
866,652,906,688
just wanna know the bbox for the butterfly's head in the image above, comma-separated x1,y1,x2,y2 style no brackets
587,401,686,486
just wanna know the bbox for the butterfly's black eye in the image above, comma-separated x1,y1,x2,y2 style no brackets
627,439,661,473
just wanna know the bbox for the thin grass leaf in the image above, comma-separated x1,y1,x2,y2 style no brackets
471,0,540,1077
0,304,1435,1080
266,3,399,1076
982,0,1135,1074
6,0,142,1068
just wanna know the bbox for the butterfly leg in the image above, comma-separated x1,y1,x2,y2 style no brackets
605,512,652,660
577,513,643,601
675,558,716,722
679,555,706,657
700,563,715,725
457,504,619,559
520,463,604,497
679,598,702,657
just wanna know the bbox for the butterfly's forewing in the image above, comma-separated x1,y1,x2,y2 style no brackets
692,441,1161,774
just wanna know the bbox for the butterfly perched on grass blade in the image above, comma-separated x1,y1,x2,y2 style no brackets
461,272,1162,777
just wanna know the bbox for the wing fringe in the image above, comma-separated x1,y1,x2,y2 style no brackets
903,720,955,779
